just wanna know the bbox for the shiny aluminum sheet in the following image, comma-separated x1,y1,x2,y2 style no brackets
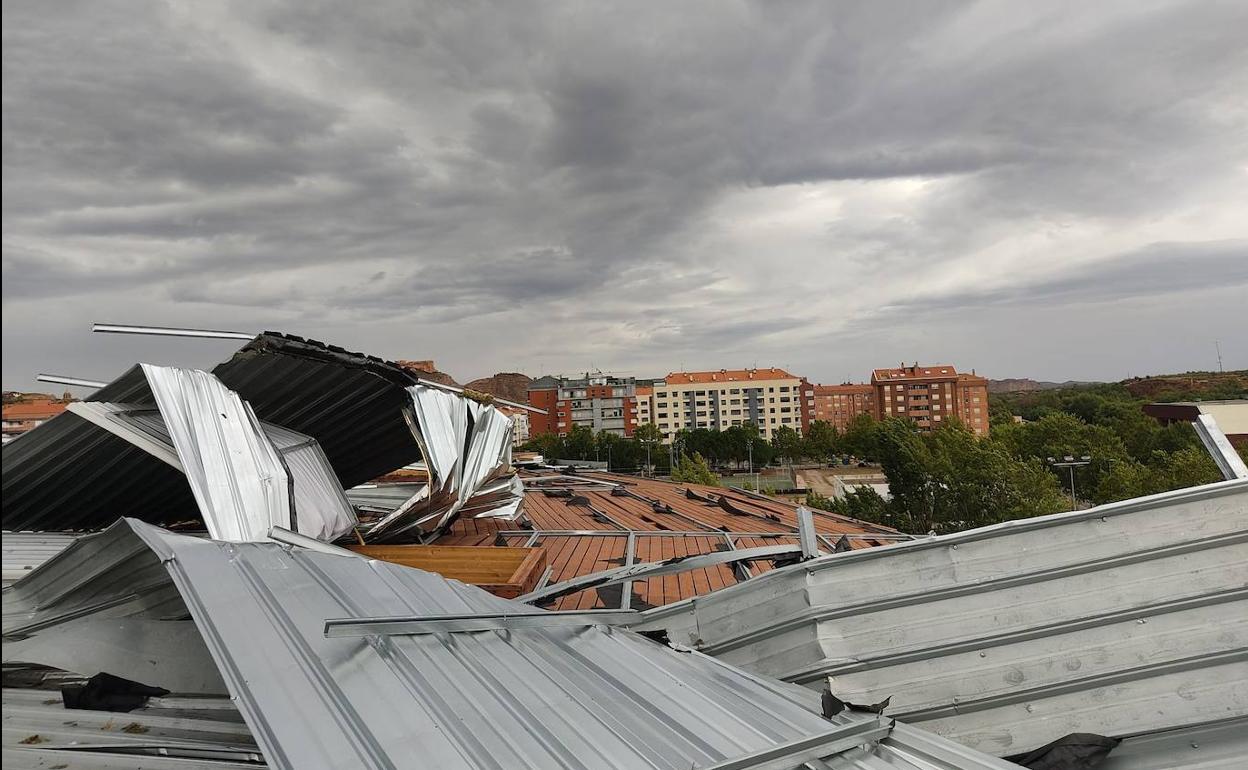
1,366,356,542
143,364,292,541
637,477,1248,758
3,519,1018,770
364,385,522,541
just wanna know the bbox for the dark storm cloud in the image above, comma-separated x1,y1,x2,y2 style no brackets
3,0,1247,389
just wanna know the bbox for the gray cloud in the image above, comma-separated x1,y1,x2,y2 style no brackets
4,0,1247,392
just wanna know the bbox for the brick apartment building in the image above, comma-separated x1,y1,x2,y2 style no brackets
526,373,640,437
648,368,815,443
870,364,990,436
812,383,877,430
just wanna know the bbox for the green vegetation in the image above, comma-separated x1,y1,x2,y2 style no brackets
522,382,1242,535
671,452,719,486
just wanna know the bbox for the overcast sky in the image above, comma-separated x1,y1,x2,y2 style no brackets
4,1,1246,393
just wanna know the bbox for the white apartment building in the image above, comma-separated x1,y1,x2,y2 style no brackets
647,368,811,442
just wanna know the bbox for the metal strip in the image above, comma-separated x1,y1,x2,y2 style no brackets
621,532,637,610
36,373,108,389
1194,413,1248,479
796,506,819,559
65,402,183,469
697,717,891,770
92,322,256,340
268,526,365,558
518,544,803,605
722,532,753,581
324,609,641,637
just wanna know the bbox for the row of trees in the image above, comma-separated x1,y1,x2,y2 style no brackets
521,386,1241,535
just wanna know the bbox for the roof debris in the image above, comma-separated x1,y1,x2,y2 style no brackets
2,325,1243,769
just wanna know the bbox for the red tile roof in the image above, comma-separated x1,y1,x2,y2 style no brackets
2,400,69,420
814,383,873,395
664,368,797,385
872,365,959,382
432,471,905,610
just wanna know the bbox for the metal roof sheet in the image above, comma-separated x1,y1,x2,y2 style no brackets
2,365,356,541
3,519,1018,770
636,477,1248,758
2,686,264,769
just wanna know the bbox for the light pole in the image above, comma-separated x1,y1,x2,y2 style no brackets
747,438,755,490
606,443,612,472
1048,455,1091,510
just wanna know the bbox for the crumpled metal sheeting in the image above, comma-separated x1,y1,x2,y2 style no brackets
5,519,1018,770
259,421,356,541
365,385,522,541
2,687,265,769
2,519,187,637
1,365,356,542
142,364,292,542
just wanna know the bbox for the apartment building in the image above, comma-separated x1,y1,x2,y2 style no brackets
526,373,639,437
648,368,814,442
870,364,990,436
1,397,71,444
496,406,531,447
812,383,876,430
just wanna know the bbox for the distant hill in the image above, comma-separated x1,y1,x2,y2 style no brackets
465,372,533,403
395,360,459,387
988,378,1099,393
1122,370,1246,401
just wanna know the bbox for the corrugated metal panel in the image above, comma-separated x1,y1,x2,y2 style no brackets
2,366,356,541
637,477,1248,758
1,409,200,531
1,532,81,585
3,520,1018,770
2,687,265,769
209,333,425,488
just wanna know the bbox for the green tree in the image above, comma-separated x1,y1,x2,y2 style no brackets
565,424,595,460
671,452,719,486
521,432,563,459
841,413,880,460
805,420,839,461
772,425,803,464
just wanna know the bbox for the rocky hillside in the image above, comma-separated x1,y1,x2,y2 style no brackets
395,359,459,387
988,378,1097,393
1122,370,1246,400
464,372,533,403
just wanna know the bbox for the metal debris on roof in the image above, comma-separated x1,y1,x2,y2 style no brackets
634,475,1248,758
359,384,524,542
2,365,356,542
2,519,1019,770
2,684,265,769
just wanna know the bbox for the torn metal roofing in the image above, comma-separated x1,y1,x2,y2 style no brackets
3,519,1018,770
635,476,1248,758
2,686,265,769
2,365,356,541
362,385,524,542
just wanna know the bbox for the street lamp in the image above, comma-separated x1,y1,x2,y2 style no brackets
746,438,755,491
1047,455,1091,510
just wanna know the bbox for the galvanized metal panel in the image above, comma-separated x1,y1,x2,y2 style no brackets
4,520,1018,770
637,477,1248,758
